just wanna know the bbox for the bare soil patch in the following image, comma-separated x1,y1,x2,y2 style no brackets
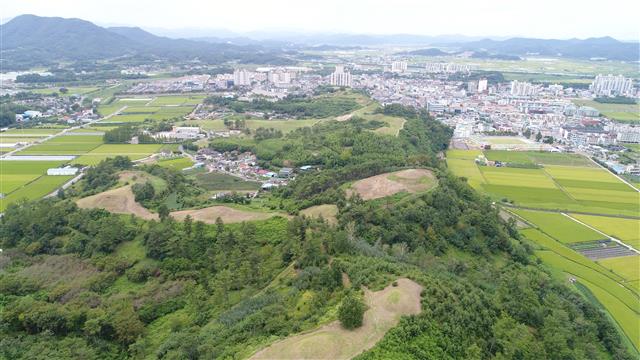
250,278,423,360
300,204,339,225
348,169,436,200
76,185,158,220
170,206,279,224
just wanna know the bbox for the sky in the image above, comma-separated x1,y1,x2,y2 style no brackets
3,0,639,40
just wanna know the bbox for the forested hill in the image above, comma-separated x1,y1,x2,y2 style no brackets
0,107,634,359
0,15,292,70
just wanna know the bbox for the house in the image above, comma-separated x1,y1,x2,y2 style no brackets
279,167,294,178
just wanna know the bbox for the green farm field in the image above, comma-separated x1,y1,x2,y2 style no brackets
448,150,640,216
577,277,640,351
598,256,640,283
572,215,640,249
1,128,62,136
71,144,163,165
573,100,640,123
0,160,68,195
157,157,194,171
17,135,103,155
0,175,72,212
29,86,100,95
514,210,605,243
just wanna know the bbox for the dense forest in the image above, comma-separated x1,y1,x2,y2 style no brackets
203,95,361,119
0,106,634,359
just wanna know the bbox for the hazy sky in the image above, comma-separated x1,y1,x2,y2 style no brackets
3,0,639,40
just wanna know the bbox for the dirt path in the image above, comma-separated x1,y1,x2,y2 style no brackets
250,278,423,360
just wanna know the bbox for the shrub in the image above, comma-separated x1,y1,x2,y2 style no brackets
338,292,366,329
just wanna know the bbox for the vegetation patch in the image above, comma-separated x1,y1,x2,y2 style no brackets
76,185,158,220
170,205,281,224
250,278,422,359
348,169,436,200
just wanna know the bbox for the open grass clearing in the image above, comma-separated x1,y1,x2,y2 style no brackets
157,157,194,171
573,99,640,123
170,205,283,224
348,169,436,200
250,278,422,360
300,204,339,225
76,185,158,220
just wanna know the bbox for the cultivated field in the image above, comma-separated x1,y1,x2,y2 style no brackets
250,278,422,360
572,215,640,249
170,206,281,224
514,210,605,243
348,169,436,200
18,135,103,155
573,99,640,123
447,150,639,216
72,144,163,165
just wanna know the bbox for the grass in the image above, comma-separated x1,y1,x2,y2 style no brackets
72,144,163,165
194,172,261,191
157,157,194,171
29,87,100,95
299,204,339,225
514,210,606,243
250,278,422,360
572,215,640,249
573,100,640,123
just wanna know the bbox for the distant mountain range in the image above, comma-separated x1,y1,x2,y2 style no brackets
1,14,637,71
446,37,639,61
0,15,292,70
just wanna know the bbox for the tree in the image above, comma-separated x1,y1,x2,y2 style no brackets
338,292,366,329
132,181,155,202
158,204,170,221
535,131,542,142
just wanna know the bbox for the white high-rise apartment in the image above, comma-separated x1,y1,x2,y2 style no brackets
590,74,633,97
391,61,408,73
477,79,488,93
330,65,352,87
233,69,252,86
510,80,539,97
